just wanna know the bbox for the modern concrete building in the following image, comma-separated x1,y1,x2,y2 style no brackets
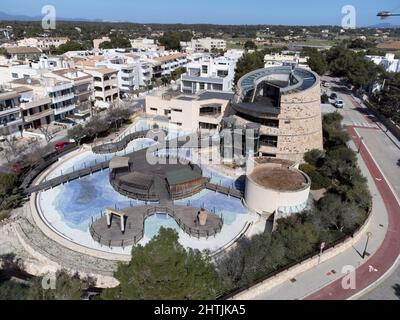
0,87,23,137
244,158,311,217
180,55,236,94
145,90,233,131
222,66,323,163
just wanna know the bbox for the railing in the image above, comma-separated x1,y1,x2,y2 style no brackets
23,159,109,195
89,205,224,247
19,143,79,192
145,206,223,239
92,129,158,154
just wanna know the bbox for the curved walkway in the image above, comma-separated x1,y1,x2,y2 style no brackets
305,126,400,300
92,129,152,154
90,205,224,247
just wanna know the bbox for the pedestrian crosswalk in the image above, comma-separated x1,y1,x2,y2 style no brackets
350,121,379,129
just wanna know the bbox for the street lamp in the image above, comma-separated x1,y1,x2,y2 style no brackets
362,232,373,259
357,137,364,154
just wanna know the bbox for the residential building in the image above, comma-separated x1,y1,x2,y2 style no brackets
130,38,158,51
5,47,42,61
93,37,111,51
0,86,23,137
19,89,53,130
145,90,233,131
10,55,74,80
264,52,309,69
85,68,119,104
96,56,141,93
42,77,76,121
50,68,93,117
17,37,69,50
365,53,400,73
190,38,226,53
147,51,187,78
224,49,245,62
181,55,236,94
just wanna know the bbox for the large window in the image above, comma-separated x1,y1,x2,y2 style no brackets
199,104,222,117
260,135,278,148
201,65,208,74
199,122,218,130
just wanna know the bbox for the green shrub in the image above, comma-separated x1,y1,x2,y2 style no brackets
300,164,331,190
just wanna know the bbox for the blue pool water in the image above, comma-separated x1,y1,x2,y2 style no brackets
44,119,252,246
52,169,249,238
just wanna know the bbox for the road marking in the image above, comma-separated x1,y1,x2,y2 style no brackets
368,265,378,273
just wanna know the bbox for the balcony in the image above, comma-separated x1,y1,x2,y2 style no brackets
51,92,75,104
23,108,54,123
53,103,76,116
0,106,20,117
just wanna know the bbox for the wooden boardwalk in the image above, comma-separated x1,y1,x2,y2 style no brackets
92,130,151,154
90,204,224,247
24,161,110,195
205,182,244,199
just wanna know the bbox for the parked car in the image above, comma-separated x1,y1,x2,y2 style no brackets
335,99,345,108
322,81,331,88
55,141,74,151
330,93,338,100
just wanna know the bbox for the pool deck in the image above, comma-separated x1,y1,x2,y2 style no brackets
90,204,224,247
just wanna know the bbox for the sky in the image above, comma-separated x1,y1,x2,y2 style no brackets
1,0,400,26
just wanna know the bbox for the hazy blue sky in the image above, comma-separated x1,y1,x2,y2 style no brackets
1,0,399,26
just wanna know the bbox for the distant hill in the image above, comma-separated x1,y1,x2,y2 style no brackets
0,11,41,21
367,22,400,29
0,11,106,22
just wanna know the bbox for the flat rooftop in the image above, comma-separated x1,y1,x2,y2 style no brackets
250,165,308,191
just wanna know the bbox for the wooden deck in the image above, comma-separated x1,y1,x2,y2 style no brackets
89,204,224,247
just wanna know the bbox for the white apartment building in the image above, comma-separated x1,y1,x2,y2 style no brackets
146,51,187,78
146,90,233,131
96,56,142,93
0,86,23,137
42,77,76,121
264,53,309,69
19,89,54,130
85,68,119,104
50,68,93,117
130,38,158,51
10,55,74,80
181,55,236,94
224,49,245,62
365,53,400,73
190,38,226,53
17,37,69,50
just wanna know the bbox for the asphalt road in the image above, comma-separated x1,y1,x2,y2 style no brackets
322,76,400,300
